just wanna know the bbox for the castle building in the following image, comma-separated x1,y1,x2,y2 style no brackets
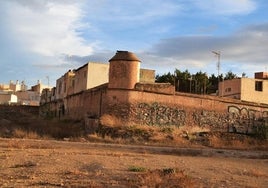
40,51,268,134
53,53,156,102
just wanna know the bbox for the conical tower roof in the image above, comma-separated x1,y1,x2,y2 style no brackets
109,51,141,62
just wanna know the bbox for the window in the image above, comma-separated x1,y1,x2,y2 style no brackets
72,80,75,87
255,81,263,91
225,88,231,92
58,82,62,94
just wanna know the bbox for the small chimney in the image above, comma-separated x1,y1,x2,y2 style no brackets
255,72,268,79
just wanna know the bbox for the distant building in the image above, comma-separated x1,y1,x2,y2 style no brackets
56,70,75,100
0,84,10,91
15,80,51,106
9,80,27,92
0,80,50,106
16,90,40,106
31,80,50,94
40,88,52,105
219,72,268,104
0,92,17,104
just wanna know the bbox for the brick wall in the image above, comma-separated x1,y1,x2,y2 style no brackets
40,87,268,133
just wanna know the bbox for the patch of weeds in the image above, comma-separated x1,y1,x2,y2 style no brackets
32,181,63,187
252,124,268,140
128,166,147,172
11,161,37,168
128,168,196,187
162,168,176,175
82,162,104,173
160,127,173,134
187,134,197,141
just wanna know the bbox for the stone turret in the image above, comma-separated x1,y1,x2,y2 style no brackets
108,51,141,89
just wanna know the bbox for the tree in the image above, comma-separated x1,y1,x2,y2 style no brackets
174,69,191,92
224,70,238,80
208,74,218,94
155,72,174,85
193,71,209,94
155,70,238,95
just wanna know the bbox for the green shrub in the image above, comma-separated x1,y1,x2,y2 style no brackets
128,166,147,172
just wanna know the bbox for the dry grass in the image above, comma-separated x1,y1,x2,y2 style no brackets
6,139,55,149
243,169,268,178
1,112,267,150
0,117,85,140
128,168,196,187
207,132,268,150
100,114,123,127
97,114,268,149
179,125,210,134
12,129,40,139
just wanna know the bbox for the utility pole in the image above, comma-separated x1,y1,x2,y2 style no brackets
46,76,50,88
212,51,221,96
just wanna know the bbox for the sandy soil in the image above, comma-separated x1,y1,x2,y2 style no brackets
0,138,267,187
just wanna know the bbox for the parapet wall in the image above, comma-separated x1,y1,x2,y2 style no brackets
135,83,175,94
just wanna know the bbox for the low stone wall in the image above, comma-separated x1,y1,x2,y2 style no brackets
105,101,268,133
104,89,268,133
0,105,39,120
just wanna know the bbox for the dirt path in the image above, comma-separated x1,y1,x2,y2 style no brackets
0,138,267,187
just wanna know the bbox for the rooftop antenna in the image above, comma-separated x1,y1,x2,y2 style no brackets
212,51,221,96
46,76,49,88
212,51,221,79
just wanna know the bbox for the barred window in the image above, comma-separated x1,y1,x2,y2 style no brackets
255,81,263,91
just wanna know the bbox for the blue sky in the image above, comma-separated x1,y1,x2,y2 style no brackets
0,0,268,87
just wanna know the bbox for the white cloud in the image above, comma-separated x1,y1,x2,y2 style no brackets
140,22,268,76
0,0,265,85
5,0,93,57
193,0,257,15
84,0,183,24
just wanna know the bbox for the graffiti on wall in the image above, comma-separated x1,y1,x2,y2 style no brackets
192,110,227,129
135,103,186,126
191,105,268,133
227,105,268,133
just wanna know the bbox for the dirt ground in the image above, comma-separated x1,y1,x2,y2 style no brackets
0,138,267,187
